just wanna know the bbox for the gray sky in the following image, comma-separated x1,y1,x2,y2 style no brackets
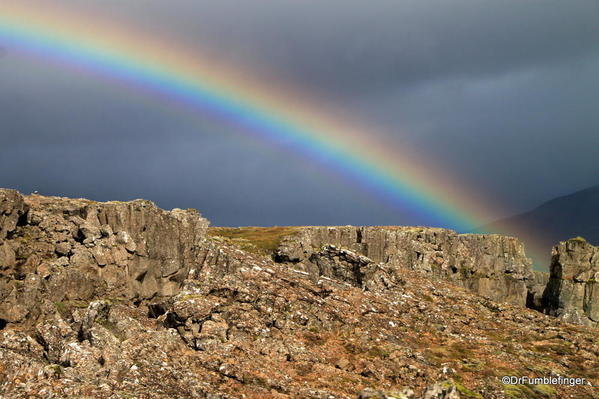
1,0,598,227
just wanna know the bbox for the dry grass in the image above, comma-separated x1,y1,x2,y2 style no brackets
208,226,303,255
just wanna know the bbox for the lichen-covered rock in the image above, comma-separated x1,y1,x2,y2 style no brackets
0,189,208,325
422,380,461,399
543,238,599,325
275,226,534,305
193,237,255,279
307,245,373,286
357,388,386,399
0,189,28,240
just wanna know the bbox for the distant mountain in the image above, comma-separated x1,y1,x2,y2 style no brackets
483,184,599,268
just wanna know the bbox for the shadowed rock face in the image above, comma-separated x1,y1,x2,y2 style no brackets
526,271,550,311
0,189,208,324
543,238,599,326
275,226,534,306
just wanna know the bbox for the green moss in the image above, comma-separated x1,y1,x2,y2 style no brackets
54,300,90,313
459,265,473,277
367,346,390,359
54,302,68,313
48,364,63,377
532,343,575,356
504,384,527,398
426,342,475,365
461,359,484,372
335,374,362,386
15,231,36,243
386,394,408,399
454,381,483,399
533,385,557,396
503,384,557,398
73,300,90,308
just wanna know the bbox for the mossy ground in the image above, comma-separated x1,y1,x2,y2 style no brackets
503,383,557,398
453,380,484,399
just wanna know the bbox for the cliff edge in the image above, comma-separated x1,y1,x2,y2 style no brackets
0,189,208,325
274,226,534,306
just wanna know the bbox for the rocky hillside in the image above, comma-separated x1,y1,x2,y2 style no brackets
2,190,599,398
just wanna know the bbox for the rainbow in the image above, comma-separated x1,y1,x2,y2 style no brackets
0,3,546,260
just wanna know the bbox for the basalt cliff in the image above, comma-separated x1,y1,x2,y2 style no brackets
1,189,599,399
274,226,534,306
542,237,599,326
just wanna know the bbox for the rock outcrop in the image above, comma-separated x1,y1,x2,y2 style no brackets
275,226,534,306
542,237,599,326
4,191,599,398
0,189,208,325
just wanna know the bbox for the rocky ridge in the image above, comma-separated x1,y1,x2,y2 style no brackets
2,190,599,398
272,227,599,328
275,226,534,306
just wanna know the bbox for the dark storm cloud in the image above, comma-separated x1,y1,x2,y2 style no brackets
88,0,599,95
0,0,598,229
349,53,599,209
